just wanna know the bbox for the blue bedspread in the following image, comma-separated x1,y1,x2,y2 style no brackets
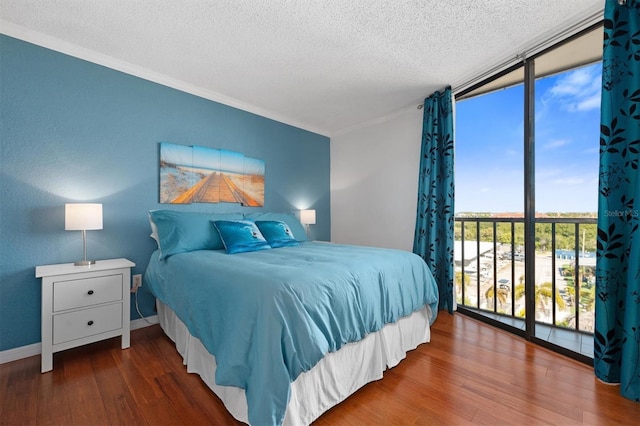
145,242,438,425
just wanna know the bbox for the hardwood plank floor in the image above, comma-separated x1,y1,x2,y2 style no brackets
1,313,637,425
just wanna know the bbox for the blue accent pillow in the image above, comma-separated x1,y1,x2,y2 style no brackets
213,220,272,254
255,221,300,248
149,210,243,259
244,212,308,241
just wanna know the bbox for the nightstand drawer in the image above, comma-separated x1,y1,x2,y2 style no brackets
37,258,134,372
53,303,123,345
53,274,123,312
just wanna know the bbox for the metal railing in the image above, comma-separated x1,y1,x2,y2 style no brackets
455,216,597,334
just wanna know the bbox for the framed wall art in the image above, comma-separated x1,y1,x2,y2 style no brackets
159,142,265,206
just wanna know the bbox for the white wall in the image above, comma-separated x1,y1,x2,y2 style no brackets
331,108,423,251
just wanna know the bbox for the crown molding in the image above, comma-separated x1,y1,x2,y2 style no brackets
332,101,423,137
0,20,330,138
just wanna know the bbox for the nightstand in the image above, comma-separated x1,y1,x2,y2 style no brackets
35,258,135,373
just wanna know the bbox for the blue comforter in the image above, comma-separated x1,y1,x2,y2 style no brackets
145,242,438,425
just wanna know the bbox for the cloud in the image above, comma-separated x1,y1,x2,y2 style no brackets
573,93,601,111
537,168,563,178
547,63,601,112
552,177,585,185
541,139,570,150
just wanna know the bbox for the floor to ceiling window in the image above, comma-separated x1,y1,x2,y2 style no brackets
534,61,601,336
453,23,602,362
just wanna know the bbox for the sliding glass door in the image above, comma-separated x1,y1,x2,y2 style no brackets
454,23,602,358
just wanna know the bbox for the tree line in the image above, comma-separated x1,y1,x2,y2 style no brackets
454,216,598,253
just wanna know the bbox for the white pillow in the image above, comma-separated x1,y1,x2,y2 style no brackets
149,212,160,247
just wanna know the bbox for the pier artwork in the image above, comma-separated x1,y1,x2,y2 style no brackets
171,172,263,206
159,142,265,206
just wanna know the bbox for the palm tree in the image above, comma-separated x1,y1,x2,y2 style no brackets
485,286,509,309
514,281,566,319
579,286,596,312
455,271,472,305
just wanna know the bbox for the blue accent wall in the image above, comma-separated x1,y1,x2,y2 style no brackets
0,35,330,351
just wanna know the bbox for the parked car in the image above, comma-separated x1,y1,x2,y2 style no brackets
498,278,511,291
501,251,524,261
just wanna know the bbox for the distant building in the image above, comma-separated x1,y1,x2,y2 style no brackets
455,241,494,270
555,249,596,267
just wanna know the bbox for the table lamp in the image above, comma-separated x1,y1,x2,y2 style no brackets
65,203,103,266
300,209,316,238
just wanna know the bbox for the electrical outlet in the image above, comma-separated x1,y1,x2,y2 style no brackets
131,274,142,293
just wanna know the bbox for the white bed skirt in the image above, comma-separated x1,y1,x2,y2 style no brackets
157,301,432,425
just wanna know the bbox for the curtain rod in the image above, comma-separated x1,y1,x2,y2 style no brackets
450,8,604,97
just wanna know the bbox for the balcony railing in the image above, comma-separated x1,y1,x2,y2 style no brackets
455,216,597,335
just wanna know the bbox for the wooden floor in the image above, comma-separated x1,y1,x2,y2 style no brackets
1,313,637,425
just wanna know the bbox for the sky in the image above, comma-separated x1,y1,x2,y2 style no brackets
455,62,602,214
160,142,265,176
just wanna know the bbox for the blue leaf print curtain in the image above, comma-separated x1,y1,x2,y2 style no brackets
595,0,640,402
413,86,455,313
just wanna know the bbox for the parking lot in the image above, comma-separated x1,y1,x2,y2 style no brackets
458,250,575,322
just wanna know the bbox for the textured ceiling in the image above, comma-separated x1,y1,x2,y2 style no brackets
0,1,603,136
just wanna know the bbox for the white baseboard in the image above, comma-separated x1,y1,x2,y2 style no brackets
131,314,159,330
0,342,42,364
0,315,159,365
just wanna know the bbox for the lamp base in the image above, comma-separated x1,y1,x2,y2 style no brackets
74,260,96,266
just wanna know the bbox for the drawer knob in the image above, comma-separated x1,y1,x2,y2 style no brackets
87,320,94,326
87,290,94,295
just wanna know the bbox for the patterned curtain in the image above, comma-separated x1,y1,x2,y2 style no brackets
413,86,455,313
595,0,640,402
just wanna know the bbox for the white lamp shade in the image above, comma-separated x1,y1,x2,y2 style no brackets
65,203,103,231
300,209,316,225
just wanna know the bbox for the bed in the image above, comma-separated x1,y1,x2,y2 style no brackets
144,210,439,425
